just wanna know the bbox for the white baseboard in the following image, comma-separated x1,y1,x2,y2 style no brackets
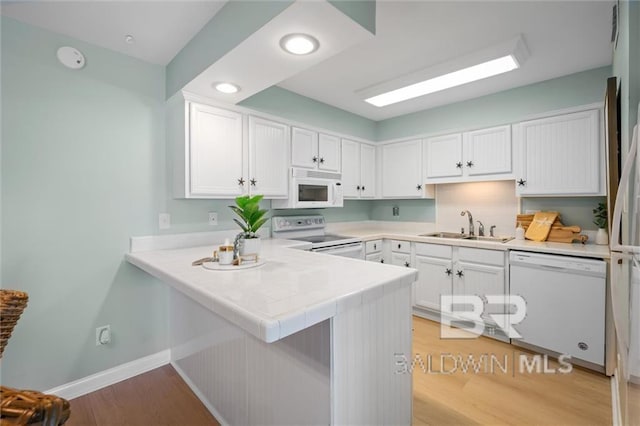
171,361,229,426
611,372,622,426
45,350,170,400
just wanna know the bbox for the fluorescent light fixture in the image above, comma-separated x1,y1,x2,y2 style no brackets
214,82,240,94
362,35,528,107
280,33,319,55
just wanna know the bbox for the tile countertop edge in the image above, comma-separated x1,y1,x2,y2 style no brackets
328,224,610,259
125,246,418,344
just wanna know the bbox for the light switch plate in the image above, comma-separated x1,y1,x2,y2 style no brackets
159,213,171,230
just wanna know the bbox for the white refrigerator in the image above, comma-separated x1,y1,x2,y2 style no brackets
610,104,640,425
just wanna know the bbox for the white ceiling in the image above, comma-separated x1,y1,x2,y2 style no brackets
280,1,615,120
0,1,226,65
1,1,614,121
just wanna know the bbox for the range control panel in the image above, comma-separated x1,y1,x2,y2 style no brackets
272,215,325,232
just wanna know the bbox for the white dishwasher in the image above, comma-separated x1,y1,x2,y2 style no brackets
509,251,607,367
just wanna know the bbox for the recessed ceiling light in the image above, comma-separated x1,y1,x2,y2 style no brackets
124,35,135,45
214,82,240,94
279,34,319,55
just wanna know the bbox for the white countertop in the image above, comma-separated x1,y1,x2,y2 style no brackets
326,221,611,259
126,239,417,343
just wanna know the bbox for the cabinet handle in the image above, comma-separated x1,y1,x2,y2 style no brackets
320,157,325,164
312,156,318,163
238,177,245,186
373,243,377,250
445,268,452,276
250,178,257,186
466,161,474,168
357,185,361,190
397,243,402,249
456,162,463,169
361,186,365,191
416,184,422,191
404,261,410,267
517,178,527,187
456,270,464,277
380,259,385,264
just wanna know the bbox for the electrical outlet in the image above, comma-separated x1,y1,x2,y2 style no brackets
392,206,400,216
208,212,218,226
159,213,170,230
96,325,111,346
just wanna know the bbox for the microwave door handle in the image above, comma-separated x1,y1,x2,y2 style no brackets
611,124,638,252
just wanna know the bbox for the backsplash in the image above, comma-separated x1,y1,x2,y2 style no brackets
436,181,518,237
521,196,606,231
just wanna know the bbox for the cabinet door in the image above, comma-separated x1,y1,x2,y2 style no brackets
365,253,384,263
341,139,361,198
359,143,376,199
414,255,453,312
318,134,341,172
454,261,506,321
381,140,423,198
391,253,411,268
249,117,289,198
189,103,245,197
514,109,602,196
291,127,318,169
424,134,463,179
463,125,512,177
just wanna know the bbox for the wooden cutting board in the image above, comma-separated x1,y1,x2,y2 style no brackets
524,211,559,241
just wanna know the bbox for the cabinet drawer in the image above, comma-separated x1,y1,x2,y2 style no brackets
415,243,452,259
391,240,411,253
366,253,384,263
366,239,383,254
458,247,505,266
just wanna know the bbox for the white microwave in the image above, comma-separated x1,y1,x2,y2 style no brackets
272,168,344,209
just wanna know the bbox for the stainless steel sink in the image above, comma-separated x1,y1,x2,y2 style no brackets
463,236,514,243
420,232,468,239
419,232,513,243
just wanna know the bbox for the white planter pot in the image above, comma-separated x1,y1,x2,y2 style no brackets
240,237,261,256
595,228,609,245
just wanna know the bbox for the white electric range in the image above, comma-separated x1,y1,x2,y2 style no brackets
271,215,365,259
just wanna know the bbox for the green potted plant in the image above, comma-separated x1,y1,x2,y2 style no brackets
592,202,608,245
229,195,268,255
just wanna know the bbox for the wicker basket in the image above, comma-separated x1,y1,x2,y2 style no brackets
0,386,71,426
0,289,28,358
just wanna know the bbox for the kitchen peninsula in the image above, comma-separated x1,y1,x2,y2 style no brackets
126,238,417,425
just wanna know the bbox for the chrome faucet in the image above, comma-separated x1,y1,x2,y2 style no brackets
460,210,474,236
490,225,497,237
477,221,485,237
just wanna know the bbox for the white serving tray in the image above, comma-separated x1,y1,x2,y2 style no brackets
202,259,265,271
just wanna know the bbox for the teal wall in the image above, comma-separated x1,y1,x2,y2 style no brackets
240,86,377,141
521,197,606,231
166,1,293,99
1,17,172,389
370,199,436,222
376,66,611,141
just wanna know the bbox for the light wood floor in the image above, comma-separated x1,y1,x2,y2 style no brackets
66,316,613,425
412,316,611,425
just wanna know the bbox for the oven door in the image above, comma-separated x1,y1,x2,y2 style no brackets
312,242,365,259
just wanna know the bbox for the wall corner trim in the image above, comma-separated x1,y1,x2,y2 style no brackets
44,350,170,400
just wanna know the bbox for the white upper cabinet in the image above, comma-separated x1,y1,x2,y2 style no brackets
424,125,513,184
170,96,288,199
381,139,434,198
291,127,341,172
318,134,341,172
177,102,246,198
342,139,376,199
463,125,512,177
514,109,603,196
248,116,290,198
424,134,463,179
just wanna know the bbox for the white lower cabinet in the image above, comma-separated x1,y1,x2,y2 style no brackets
413,243,507,339
365,239,385,264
